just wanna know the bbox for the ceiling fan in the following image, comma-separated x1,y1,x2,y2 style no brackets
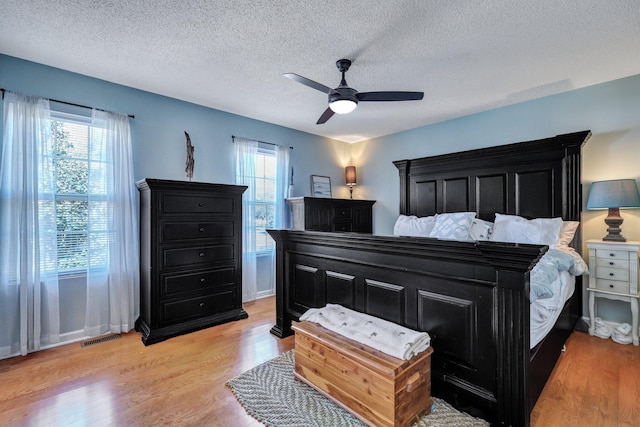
284,59,424,124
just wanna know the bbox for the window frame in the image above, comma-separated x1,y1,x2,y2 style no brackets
254,144,277,255
48,111,110,275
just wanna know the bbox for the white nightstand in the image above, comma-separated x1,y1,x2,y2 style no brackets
587,240,639,346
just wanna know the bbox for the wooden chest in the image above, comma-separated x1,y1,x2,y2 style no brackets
292,320,433,427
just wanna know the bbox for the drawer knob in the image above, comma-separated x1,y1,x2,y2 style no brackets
609,261,614,266
199,227,205,232
609,253,615,257
199,302,205,307
199,252,205,257
609,284,614,288
198,202,205,207
609,273,614,277
200,277,206,282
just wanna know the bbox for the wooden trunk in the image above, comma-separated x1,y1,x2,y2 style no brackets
292,321,433,427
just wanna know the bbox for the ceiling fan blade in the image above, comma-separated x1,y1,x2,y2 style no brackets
283,73,332,94
358,91,424,102
316,107,335,124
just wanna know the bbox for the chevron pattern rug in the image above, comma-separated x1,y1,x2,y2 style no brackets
226,350,488,427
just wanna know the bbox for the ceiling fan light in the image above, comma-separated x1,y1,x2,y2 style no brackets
329,99,357,114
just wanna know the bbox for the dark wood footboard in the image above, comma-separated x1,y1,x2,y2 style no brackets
268,229,547,426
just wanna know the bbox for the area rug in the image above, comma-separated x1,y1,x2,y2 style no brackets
226,350,488,427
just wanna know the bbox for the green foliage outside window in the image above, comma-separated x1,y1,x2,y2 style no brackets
49,117,106,272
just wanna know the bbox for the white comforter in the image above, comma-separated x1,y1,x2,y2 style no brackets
529,247,588,348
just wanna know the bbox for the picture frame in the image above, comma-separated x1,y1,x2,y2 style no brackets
311,175,332,198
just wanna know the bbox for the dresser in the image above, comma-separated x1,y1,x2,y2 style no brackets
287,197,375,233
135,179,248,345
587,239,639,346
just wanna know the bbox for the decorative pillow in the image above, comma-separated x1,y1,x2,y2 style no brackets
468,219,493,241
393,215,435,237
489,214,563,246
428,212,476,240
554,221,579,248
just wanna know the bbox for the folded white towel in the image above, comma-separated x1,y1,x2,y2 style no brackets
615,323,632,336
612,332,633,345
611,323,633,345
593,317,612,339
299,304,431,360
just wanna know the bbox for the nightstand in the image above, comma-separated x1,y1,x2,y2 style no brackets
587,240,639,346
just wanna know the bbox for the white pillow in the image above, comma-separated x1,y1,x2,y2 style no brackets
554,221,579,248
393,215,435,237
468,219,493,241
429,212,476,240
489,214,563,246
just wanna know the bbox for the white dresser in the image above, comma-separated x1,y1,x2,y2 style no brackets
587,239,639,346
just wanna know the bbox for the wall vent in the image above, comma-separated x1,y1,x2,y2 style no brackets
81,334,121,348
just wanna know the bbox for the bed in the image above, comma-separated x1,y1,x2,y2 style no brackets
267,130,591,426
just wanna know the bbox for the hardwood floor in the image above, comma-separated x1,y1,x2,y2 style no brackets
0,297,638,426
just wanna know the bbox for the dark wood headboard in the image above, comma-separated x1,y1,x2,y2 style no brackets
393,131,591,225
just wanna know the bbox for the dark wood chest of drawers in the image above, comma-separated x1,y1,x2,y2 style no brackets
135,179,248,345
287,197,375,233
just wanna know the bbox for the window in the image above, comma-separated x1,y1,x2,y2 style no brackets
254,146,277,253
48,112,108,273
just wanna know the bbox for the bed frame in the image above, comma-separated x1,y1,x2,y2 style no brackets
267,130,591,426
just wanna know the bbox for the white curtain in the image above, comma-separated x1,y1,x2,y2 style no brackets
0,92,60,357
234,137,259,302
84,109,139,336
274,145,290,232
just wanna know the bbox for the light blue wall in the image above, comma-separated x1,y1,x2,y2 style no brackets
2,53,639,331
0,54,349,340
0,54,347,192
357,74,640,238
355,74,640,327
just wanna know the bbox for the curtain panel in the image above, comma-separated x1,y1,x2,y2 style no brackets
84,109,140,336
0,92,59,357
0,93,139,359
234,137,259,302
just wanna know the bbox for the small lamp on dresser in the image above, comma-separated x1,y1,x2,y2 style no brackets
345,166,357,199
587,179,640,242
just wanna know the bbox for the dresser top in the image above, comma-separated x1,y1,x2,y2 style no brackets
136,178,247,194
587,239,640,250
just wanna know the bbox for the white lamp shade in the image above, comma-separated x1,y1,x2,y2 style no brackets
329,99,357,114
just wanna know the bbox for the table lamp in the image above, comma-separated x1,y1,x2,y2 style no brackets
345,166,356,199
587,179,640,241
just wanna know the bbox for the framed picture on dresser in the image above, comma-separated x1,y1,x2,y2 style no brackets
311,175,331,198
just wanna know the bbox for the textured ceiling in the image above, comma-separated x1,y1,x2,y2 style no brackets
1,1,639,143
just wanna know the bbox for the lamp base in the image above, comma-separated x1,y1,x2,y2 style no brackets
349,186,354,200
602,207,626,242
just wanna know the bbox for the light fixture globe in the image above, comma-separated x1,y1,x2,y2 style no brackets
328,87,358,114
329,99,357,114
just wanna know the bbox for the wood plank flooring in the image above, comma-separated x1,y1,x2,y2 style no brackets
0,297,638,426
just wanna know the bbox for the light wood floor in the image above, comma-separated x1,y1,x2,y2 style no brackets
0,297,638,427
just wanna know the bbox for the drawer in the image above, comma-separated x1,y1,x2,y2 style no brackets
593,278,630,294
161,193,234,215
162,244,234,268
334,207,352,220
162,267,235,297
595,249,630,261
161,221,234,241
162,289,237,323
595,266,629,282
333,222,353,232
596,257,628,269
